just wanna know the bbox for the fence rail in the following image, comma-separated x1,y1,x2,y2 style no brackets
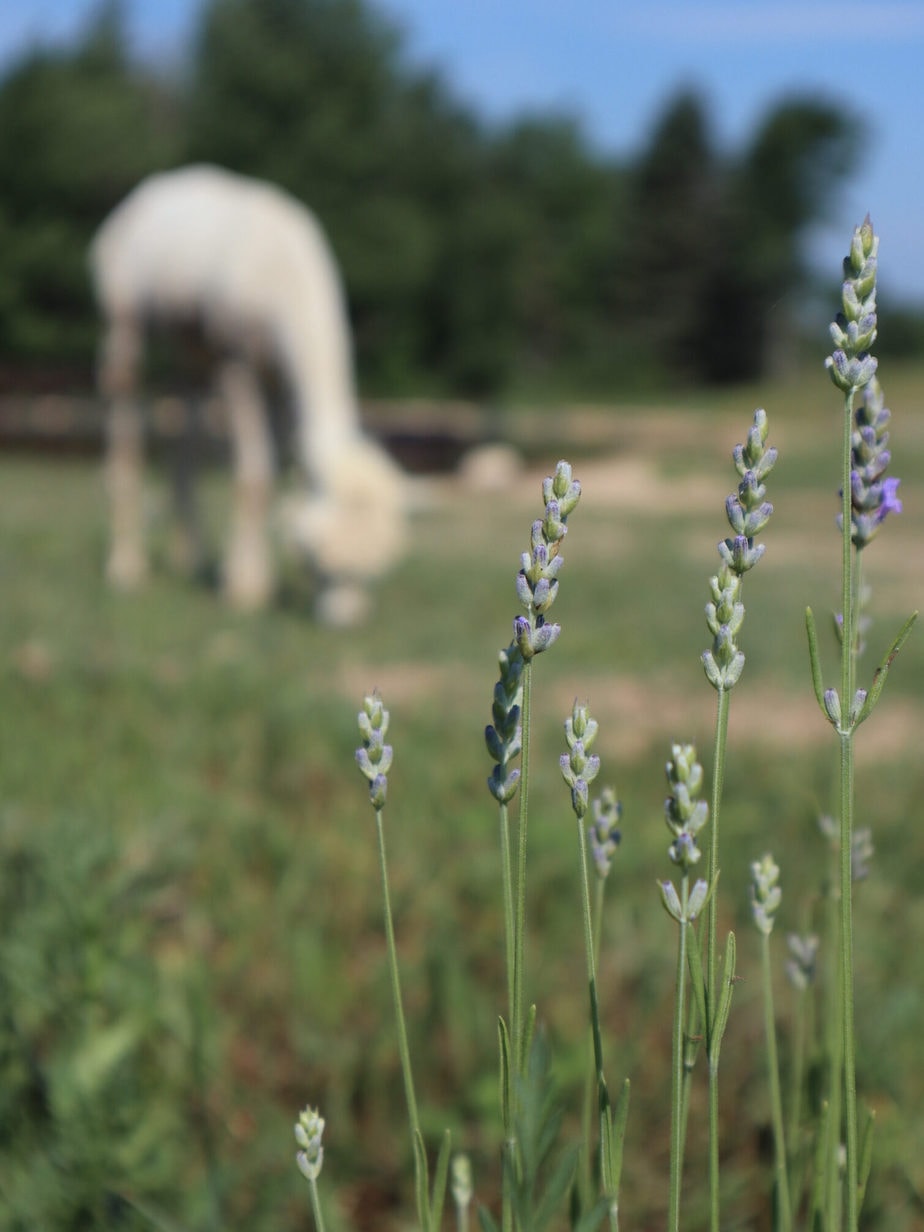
0,393,635,470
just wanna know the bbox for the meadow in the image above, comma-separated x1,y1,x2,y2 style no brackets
1,363,923,1230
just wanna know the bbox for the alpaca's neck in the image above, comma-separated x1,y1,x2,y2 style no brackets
276,279,363,485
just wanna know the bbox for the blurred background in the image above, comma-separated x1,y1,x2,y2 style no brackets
1,2,923,1230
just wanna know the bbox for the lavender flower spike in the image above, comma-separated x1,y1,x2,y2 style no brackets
703,409,776,691
356,691,393,809
560,700,601,821
826,215,878,395
587,786,622,879
749,853,782,936
486,462,581,802
839,376,902,549
785,933,820,992
663,743,709,875
295,1105,325,1182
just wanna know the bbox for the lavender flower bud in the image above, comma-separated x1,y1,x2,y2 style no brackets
486,642,524,804
587,786,622,878
785,933,819,991
543,459,582,517
848,688,868,725
659,880,684,923
295,1105,325,1181
718,535,766,575
826,350,878,394
488,765,520,804
750,853,781,935
356,692,393,810
826,216,879,395
687,879,709,921
840,377,902,548
664,743,708,874
561,700,602,819
704,403,778,692
451,1154,473,1214
487,463,581,804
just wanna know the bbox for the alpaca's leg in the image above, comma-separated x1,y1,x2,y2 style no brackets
168,395,208,577
220,359,274,608
100,315,148,588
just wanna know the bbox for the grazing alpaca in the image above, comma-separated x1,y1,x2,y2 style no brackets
89,164,406,625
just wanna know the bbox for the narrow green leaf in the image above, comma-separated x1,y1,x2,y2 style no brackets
498,1016,512,1135
601,1077,630,1199
588,976,611,1115
429,1129,452,1232
805,608,831,719
599,1109,613,1196
856,610,918,726
810,1100,830,1229
533,1143,580,1230
857,1105,876,1213
686,926,708,1041
478,1206,500,1232
709,930,736,1069
522,1003,538,1075
413,1129,431,1232
120,1197,194,1232
572,1196,611,1232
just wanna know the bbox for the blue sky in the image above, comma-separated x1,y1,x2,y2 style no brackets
3,0,924,302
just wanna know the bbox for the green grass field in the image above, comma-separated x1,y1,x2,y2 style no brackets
2,366,923,1230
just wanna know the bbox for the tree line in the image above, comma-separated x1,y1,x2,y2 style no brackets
0,0,864,399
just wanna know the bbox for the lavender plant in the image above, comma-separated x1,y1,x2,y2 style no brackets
750,855,791,1231
294,1106,327,1232
658,743,713,1232
356,691,452,1232
561,702,630,1229
806,217,917,1232
484,461,581,1229
699,406,777,1232
294,218,914,1232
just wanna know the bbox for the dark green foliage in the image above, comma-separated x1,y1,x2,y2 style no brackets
0,812,198,1229
701,98,860,383
479,1031,607,1232
0,2,181,383
0,0,863,397
621,91,721,384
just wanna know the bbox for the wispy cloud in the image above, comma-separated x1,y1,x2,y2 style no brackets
619,2,924,43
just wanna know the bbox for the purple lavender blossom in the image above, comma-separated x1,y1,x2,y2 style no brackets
838,381,902,549
663,743,708,876
587,787,622,879
881,476,903,517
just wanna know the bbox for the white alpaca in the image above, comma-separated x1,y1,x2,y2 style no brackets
89,164,406,625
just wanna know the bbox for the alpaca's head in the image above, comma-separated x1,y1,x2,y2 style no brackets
278,435,407,626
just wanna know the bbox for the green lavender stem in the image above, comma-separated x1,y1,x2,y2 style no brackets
499,799,516,1064
375,808,424,1202
512,661,533,1077
838,389,859,1232
787,961,813,1210
581,875,606,1204
498,796,517,1232
706,685,730,1232
824,847,844,1232
307,1178,326,1232
761,932,792,1231
669,880,691,1232
575,816,611,1164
